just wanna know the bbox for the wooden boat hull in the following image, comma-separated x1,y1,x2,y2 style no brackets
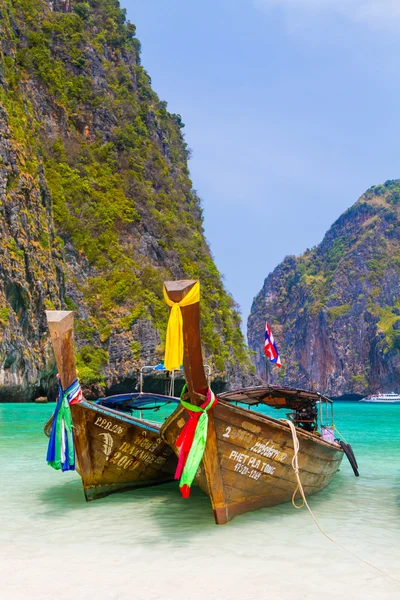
46,400,177,501
161,400,344,524
44,310,178,502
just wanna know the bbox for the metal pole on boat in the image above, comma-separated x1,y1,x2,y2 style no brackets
265,357,270,385
205,365,211,387
139,367,144,393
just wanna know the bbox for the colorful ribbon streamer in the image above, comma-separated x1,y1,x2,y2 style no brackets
163,281,200,371
175,385,217,498
46,378,82,471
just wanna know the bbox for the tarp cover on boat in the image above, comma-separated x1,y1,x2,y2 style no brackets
96,393,180,412
218,385,331,409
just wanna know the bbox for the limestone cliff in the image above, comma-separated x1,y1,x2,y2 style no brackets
248,181,400,397
0,0,252,400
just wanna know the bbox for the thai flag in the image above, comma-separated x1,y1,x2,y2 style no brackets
264,321,282,368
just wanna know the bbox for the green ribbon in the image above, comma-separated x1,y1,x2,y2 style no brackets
47,379,81,471
50,392,74,470
178,388,216,493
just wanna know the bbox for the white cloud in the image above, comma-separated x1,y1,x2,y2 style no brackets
255,0,400,30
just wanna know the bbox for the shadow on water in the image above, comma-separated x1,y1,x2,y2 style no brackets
36,470,355,547
37,478,221,542
38,479,87,509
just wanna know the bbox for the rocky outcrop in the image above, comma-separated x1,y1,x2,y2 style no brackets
0,104,63,400
248,181,400,397
0,0,252,400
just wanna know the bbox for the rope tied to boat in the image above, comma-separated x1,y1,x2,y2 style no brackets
174,385,217,498
46,377,82,471
163,281,200,371
282,418,400,587
333,423,349,444
285,419,305,509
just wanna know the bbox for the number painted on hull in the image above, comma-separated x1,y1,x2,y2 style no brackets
108,451,139,471
223,427,231,438
222,426,254,444
108,438,169,470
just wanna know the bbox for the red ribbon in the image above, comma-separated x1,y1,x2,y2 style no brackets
174,392,217,498
56,373,82,405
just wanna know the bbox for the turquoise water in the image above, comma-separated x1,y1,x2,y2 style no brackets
0,402,399,600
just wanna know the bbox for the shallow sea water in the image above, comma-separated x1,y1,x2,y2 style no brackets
0,401,399,600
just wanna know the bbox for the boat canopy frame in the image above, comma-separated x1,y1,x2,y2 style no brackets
218,384,332,406
138,363,211,397
97,363,211,417
218,385,335,430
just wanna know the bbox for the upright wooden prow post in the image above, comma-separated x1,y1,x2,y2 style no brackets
163,279,228,523
46,311,77,391
163,279,208,402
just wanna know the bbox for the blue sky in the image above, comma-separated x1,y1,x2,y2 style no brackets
125,0,400,332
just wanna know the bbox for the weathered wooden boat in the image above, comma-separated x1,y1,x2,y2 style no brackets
44,311,178,501
160,279,346,525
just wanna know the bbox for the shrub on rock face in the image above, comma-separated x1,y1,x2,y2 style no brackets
73,2,90,21
76,346,108,385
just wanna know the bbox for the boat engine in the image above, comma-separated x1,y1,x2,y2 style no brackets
293,403,318,432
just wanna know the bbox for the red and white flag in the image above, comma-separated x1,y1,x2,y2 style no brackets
264,321,282,368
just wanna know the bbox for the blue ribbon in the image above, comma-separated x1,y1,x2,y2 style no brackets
46,379,81,471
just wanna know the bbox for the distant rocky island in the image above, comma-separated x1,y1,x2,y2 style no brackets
248,181,400,397
0,0,252,401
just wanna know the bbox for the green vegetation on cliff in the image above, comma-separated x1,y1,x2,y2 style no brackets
0,0,250,392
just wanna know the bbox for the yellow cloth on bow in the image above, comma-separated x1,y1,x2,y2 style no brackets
163,281,200,371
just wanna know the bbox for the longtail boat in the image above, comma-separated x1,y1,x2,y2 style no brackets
44,311,177,501
160,280,347,525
